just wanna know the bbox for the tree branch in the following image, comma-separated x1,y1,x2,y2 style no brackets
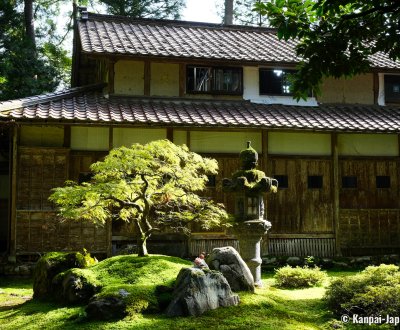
108,196,143,213
342,2,400,20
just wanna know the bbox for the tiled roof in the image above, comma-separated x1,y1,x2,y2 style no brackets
1,87,400,133
77,12,400,70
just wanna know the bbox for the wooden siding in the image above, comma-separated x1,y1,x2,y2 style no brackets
339,209,400,255
339,158,400,209
17,147,69,210
16,211,110,255
268,237,335,257
69,151,107,181
266,157,334,234
11,133,400,258
15,148,110,256
189,238,240,257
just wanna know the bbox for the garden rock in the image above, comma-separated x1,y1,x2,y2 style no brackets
206,246,254,292
33,251,96,300
54,272,99,304
166,267,240,317
86,296,127,320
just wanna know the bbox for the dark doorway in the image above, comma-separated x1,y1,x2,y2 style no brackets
0,126,10,253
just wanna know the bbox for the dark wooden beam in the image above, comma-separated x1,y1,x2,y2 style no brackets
8,125,18,262
331,133,341,256
144,60,151,96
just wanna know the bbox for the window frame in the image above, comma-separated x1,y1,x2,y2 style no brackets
384,74,400,104
259,68,297,96
186,65,243,95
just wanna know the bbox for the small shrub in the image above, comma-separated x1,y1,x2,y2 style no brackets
325,264,400,317
274,265,327,288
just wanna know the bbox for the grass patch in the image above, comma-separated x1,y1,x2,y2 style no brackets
0,258,363,329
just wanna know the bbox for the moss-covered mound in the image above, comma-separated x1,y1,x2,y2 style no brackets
88,255,191,315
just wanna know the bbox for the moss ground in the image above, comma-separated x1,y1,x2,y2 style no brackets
0,257,377,330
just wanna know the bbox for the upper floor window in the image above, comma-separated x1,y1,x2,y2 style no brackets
259,68,295,96
384,75,400,103
186,66,242,94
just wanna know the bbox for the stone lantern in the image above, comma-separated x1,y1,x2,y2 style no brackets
223,141,278,286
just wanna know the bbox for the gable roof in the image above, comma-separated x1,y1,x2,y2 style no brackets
77,12,400,70
1,85,400,133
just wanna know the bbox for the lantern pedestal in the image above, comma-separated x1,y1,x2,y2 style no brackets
234,219,271,287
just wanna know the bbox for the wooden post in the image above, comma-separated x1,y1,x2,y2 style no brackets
63,126,71,148
108,59,115,95
373,72,379,105
179,64,186,97
8,124,18,262
144,61,151,96
108,127,113,150
261,129,268,173
332,133,341,256
166,128,173,142
186,131,191,149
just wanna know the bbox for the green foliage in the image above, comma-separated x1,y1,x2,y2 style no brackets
325,264,400,317
274,265,327,288
49,140,229,256
255,0,400,100
98,0,185,19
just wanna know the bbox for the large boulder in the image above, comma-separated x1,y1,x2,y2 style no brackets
86,296,127,320
52,269,100,304
166,267,240,317
33,251,97,300
206,246,254,292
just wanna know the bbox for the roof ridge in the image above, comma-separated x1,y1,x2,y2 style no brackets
83,12,277,33
0,83,106,113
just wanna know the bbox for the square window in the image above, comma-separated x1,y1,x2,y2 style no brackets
376,176,390,188
273,175,288,189
308,175,323,189
384,75,400,103
259,68,295,96
186,66,242,94
342,176,357,189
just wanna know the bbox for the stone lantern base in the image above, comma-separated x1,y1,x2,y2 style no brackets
234,220,271,287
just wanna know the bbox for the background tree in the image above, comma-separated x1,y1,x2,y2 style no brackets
49,140,229,257
217,0,268,26
0,0,72,100
255,0,400,100
97,0,186,19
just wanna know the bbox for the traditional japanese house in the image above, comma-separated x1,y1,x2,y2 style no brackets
1,7,400,261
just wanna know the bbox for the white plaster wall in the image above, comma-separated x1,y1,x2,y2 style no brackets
113,128,166,147
378,73,385,106
243,66,318,106
268,132,332,155
151,63,179,96
338,134,398,156
71,127,109,151
173,130,187,146
190,131,262,153
114,60,144,95
20,125,64,147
